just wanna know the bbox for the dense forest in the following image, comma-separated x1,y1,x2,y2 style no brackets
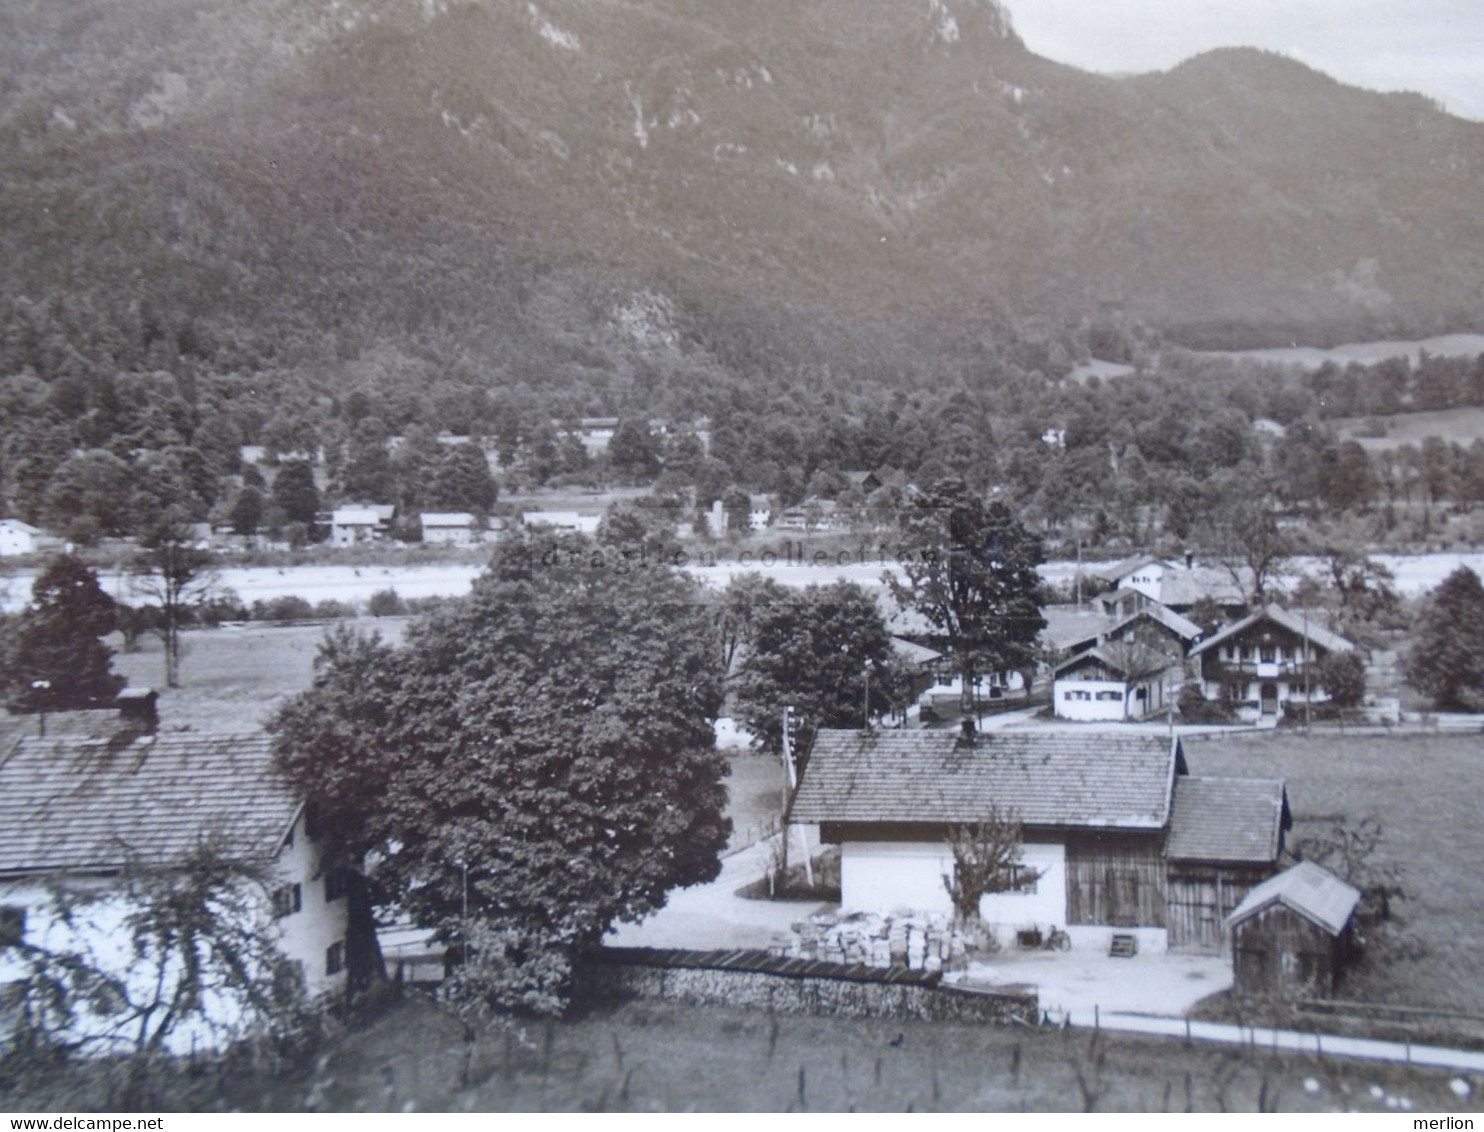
2,0,1483,549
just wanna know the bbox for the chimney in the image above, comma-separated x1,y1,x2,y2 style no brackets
116,688,159,733
1184,551,1194,570
960,717,977,747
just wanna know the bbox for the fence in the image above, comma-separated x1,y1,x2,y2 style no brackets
580,946,1038,1025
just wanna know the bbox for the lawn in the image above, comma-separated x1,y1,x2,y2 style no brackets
1186,731,1484,1014
111,618,413,732
1333,406,1484,451
15,996,1472,1113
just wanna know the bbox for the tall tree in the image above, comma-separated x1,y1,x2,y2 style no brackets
270,531,729,1012
888,479,1046,712
270,458,320,530
128,513,219,688
1405,566,1484,710
2,553,125,712
732,580,894,754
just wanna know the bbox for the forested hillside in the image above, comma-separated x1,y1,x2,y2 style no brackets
2,0,1483,547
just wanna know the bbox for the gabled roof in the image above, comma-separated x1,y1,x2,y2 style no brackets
0,518,43,535
1166,777,1290,864
890,636,942,666
791,729,1185,830
1052,644,1178,681
332,507,382,525
1108,604,1204,644
1189,605,1355,658
1040,605,1116,652
1225,861,1361,936
0,731,299,876
420,511,476,527
1096,554,1173,582
1157,567,1249,609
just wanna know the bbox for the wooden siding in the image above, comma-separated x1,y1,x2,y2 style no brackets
1166,865,1270,951
1232,904,1344,998
1065,832,1166,927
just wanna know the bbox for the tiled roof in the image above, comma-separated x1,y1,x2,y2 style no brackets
1158,568,1248,608
1108,605,1204,644
1052,643,1178,680
420,511,476,526
791,728,1183,830
1189,605,1354,658
1040,605,1115,652
891,636,942,666
1095,554,1171,582
1166,776,1290,864
0,731,298,876
1226,861,1361,936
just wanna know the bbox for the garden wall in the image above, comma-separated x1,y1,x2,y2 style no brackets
579,947,1037,1025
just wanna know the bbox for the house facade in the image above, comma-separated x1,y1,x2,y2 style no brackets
330,504,395,547
0,724,349,1051
1051,646,1178,721
1189,605,1357,722
0,519,52,557
419,511,480,545
791,729,1288,954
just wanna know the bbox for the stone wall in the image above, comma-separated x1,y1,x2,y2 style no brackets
578,948,1037,1025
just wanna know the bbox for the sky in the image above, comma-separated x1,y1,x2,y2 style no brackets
1009,0,1484,121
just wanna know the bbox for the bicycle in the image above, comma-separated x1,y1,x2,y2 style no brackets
1017,925,1072,952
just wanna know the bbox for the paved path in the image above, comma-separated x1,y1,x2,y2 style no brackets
605,835,830,950
1074,1012,1484,1074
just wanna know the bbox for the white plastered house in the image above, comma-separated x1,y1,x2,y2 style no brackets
0,717,349,1051
790,728,1288,953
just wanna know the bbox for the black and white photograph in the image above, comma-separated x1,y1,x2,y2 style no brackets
1,0,1483,1116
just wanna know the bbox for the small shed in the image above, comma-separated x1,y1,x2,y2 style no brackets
1225,861,1360,997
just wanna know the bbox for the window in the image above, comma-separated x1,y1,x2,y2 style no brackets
326,940,346,977
1096,690,1123,701
1008,865,1039,894
0,905,24,945
325,867,351,903
272,883,302,918
1260,645,1275,663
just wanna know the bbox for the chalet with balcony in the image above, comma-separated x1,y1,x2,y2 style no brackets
1189,605,1357,722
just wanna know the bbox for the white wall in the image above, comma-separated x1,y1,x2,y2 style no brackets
840,838,1068,943
1054,679,1129,721
978,840,1068,948
272,810,350,998
840,841,955,916
0,813,347,1052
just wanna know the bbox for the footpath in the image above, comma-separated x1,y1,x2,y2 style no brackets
1058,1008,1484,1074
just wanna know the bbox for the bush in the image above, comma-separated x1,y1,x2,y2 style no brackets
366,588,407,617
312,599,357,620
196,589,250,627
1177,683,1234,724
250,595,315,623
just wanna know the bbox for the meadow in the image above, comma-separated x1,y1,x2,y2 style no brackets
1188,731,1484,1015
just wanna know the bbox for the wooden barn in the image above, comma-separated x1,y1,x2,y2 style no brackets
1164,776,1291,951
1226,861,1361,997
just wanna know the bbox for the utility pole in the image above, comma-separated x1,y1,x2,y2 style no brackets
1303,611,1312,735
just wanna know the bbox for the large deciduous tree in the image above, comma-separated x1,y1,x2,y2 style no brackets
2,553,126,712
269,530,730,1013
888,479,1046,712
731,580,894,754
1405,566,1484,710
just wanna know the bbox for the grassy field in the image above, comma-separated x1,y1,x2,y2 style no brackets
1333,406,1484,451
111,618,414,732
1187,731,1484,1014
21,996,1467,1114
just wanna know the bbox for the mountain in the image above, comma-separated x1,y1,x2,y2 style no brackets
2,0,1482,388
